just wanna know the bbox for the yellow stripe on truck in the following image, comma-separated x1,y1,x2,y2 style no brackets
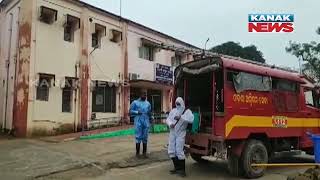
225,115,320,137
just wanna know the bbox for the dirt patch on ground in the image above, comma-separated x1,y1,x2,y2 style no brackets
35,150,169,180
35,164,103,180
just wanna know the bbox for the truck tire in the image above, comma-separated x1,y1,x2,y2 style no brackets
241,140,268,179
190,153,208,163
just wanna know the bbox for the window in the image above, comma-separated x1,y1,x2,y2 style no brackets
92,82,116,113
64,25,73,42
92,23,106,48
39,6,57,24
232,72,272,93
64,15,80,42
304,90,315,107
273,78,299,112
272,79,298,92
36,74,54,101
62,88,72,112
110,29,122,43
139,44,155,61
304,89,320,107
227,71,239,82
62,78,76,112
92,33,99,48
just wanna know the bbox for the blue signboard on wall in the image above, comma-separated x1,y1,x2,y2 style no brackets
155,63,173,85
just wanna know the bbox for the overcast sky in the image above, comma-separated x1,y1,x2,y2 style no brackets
2,0,317,68
74,1,318,68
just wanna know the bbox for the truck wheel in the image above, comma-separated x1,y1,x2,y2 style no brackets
241,140,268,179
190,153,208,163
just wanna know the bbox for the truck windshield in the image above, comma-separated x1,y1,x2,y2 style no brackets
304,89,320,108
304,90,314,107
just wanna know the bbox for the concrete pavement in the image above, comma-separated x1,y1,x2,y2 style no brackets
88,157,312,180
0,132,315,180
0,133,168,180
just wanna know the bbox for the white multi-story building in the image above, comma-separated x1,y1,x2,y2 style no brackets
0,0,200,137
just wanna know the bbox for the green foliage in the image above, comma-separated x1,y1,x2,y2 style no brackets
286,27,320,82
210,41,266,63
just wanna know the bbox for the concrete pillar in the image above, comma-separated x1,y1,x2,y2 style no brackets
12,0,34,137
79,8,89,129
121,21,130,124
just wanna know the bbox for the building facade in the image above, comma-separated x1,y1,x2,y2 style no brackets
0,0,200,137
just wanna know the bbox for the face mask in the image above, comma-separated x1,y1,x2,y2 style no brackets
141,97,146,101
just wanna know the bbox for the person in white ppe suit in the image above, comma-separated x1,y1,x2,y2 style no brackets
166,97,194,177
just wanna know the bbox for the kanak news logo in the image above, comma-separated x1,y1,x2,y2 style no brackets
248,14,294,33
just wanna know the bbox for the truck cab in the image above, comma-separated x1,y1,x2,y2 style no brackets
174,55,320,178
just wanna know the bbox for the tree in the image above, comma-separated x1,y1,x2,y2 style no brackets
286,27,320,82
210,41,266,63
